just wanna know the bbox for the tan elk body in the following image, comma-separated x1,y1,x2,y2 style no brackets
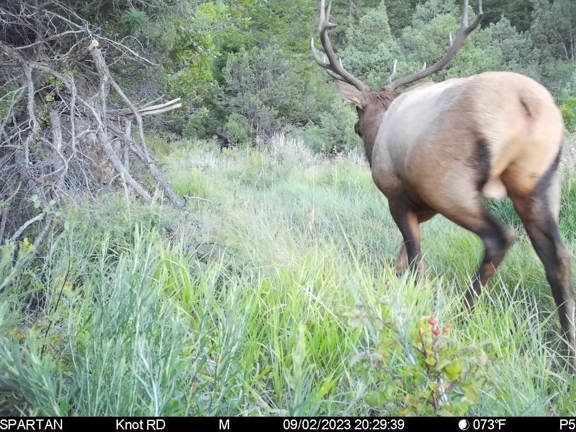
313,0,575,365
368,72,563,212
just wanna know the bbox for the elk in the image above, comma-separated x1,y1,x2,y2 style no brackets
312,0,575,365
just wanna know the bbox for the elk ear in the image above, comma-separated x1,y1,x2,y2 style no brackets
336,82,364,108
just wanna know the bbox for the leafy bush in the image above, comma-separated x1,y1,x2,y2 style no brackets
400,0,461,79
119,9,148,34
224,113,252,147
355,314,489,416
341,3,402,89
301,100,359,155
222,44,333,144
400,0,537,80
560,97,576,133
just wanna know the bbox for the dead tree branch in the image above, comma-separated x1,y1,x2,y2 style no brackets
0,1,190,276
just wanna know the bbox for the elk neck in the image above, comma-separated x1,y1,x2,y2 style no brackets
360,87,399,166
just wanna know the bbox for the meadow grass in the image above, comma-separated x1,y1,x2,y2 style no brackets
1,135,575,415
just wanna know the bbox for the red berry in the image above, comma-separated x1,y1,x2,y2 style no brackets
432,327,441,337
428,316,439,327
443,325,451,333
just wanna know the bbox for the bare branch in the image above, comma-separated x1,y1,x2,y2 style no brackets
89,43,186,210
0,1,192,259
9,212,45,243
96,36,159,67
76,94,153,204
0,182,22,246
110,98,182,117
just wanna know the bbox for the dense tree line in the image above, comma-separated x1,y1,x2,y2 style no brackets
130,0,575,152
3,0,576,154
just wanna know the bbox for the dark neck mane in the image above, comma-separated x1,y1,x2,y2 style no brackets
363,88,399,166
375,87,399,107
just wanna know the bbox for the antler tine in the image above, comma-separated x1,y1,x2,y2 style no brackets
311,39,353,82
311,38,329,67
312,0,367,91
318,0,326,32
463,0,483,35
462,0,469,27
326,1,333,26
386,59,398,84
318,0,336,32
387,0,483,90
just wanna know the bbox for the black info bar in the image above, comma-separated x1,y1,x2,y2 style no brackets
0,417,574,432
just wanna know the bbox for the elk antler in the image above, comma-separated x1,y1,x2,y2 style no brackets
387,0,483,90
311,0,368,91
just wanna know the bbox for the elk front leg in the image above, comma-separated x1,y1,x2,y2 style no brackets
395,213,434,276
440,199,514,310
395,243,408,275
389,200,424,279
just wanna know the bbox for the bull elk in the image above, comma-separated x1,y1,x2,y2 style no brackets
312,0,575,365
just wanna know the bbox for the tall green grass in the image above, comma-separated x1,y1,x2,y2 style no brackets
1,136,575,416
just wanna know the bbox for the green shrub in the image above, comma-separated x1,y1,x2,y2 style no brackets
301,100,359,155
560,173,576,239
341,3,402,89
560,97,576,133
222,44,337,144
119,9,148,34
224,113,252,147
355,313,489,416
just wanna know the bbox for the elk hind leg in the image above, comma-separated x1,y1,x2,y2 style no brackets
508,174,575,365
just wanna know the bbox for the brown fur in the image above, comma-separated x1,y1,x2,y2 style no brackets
337,71,575,367
354,88,399,164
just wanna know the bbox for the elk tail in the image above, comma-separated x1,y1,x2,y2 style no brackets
519,87,541,125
